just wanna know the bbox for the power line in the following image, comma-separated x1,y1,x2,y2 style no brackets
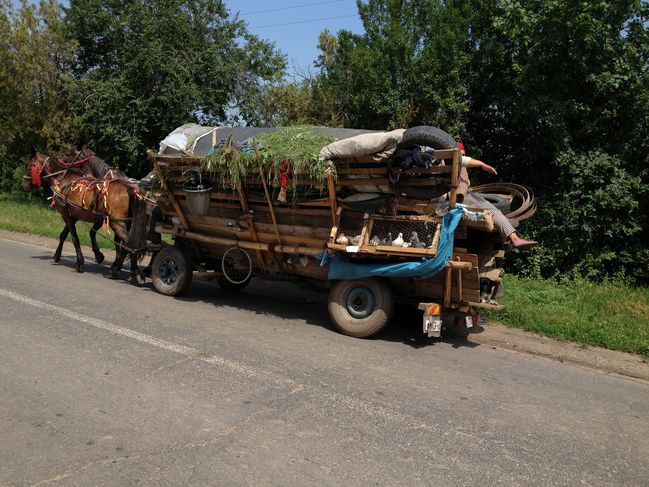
251,13,357,29
240,0,347,16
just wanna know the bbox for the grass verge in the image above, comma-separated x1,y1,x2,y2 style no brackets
487,275,649,359
0,192,116,249
2,191,648,358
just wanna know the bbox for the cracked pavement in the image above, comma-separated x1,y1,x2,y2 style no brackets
1,235,648,486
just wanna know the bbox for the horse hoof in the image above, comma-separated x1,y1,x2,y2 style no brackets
73,264,84,273
50,258,60,265
95,253,105,264
106,270,118,280
135,274,146,286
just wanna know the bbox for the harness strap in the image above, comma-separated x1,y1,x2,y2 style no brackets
57,156,93,167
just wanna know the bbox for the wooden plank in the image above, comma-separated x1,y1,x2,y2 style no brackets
449,149,459,209
371,245,438,257
337,177,446,187
335,166,453,176
327,173,338,225
185,214,330,240
154,161,190,231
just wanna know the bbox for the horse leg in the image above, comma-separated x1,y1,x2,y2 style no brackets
89,221,105,264
66,219,85,273
128,250,146,285
51,226,69,264
107,222,128,279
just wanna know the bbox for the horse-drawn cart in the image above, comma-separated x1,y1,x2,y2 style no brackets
146,125,533,338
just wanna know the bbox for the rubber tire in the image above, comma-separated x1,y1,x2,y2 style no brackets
151,246,193,296
398,125,457,150
216,274,251,292
327,278,394,338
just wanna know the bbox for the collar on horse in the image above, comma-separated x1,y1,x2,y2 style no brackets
58,155,94,167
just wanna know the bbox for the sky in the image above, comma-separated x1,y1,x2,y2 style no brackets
224,0,365,76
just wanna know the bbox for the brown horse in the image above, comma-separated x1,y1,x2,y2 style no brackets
22,150,148,283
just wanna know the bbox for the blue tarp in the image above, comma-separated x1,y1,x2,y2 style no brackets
325,206,465,280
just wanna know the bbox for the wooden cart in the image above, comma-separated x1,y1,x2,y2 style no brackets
146,135,506,339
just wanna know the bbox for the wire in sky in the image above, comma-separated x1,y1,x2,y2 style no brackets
251,13,357,29
241,0,347,16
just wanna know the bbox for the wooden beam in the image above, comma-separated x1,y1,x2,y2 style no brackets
253,138,283,245
153,160,190,231
327,172,338,225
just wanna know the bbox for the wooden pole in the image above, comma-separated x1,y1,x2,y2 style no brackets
326,172,338,226
449,148,459,209
443,265,453,308
253,138,283,245
224,137,265,271
155,225,322,256
152,159,190,231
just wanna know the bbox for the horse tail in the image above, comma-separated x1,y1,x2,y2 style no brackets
125,186,148,253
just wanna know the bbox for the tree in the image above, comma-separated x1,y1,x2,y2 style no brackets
313,0,472,133
65,0,286,175
0,0,78,191
467,0,649,282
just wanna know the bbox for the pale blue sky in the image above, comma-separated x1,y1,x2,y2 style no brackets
225,0,364,76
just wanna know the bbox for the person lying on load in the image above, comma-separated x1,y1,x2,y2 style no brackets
456,142,537,249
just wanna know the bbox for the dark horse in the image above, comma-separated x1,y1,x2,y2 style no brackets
60,145,130,181
22,150,148,283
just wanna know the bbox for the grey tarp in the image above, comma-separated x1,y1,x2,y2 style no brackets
159,125,378,156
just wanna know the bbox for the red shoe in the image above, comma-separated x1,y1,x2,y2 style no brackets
512,238,538,248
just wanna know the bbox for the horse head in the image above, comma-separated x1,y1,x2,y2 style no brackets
22,150,51,191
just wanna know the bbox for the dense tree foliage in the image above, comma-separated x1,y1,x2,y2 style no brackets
65,0,285,175
0,0,647,282
294,0,649,282
0,0,284,182
467,0,649,282
310,0,471,132
0,0,79,191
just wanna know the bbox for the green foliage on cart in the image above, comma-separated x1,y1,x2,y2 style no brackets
200,127,336,194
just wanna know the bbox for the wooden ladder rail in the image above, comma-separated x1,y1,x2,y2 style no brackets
224,137,265,272
252,138,283,246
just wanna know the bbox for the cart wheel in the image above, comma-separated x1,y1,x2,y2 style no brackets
221,246,252,287
327,278,394,338
151,246,193,296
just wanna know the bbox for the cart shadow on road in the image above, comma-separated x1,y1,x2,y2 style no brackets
174,279,482,352
31,253,482,351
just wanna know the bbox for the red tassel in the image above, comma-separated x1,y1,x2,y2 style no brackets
31,164,41,187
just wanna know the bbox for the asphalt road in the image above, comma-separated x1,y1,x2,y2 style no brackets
1,236,648,486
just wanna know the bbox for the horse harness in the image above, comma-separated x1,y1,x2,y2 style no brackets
30,156,135,223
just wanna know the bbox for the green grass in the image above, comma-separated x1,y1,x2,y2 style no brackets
0,192,116,249
2,191,648,358
487,275,649,358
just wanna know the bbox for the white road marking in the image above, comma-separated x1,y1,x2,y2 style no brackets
0,288,295,387
0,287,429,428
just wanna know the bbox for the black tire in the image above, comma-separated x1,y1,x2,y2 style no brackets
398,125,457,150
327,278,394,338
216,274,251,292
151,246,193,296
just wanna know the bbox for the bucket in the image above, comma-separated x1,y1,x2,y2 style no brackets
184,186,212,216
